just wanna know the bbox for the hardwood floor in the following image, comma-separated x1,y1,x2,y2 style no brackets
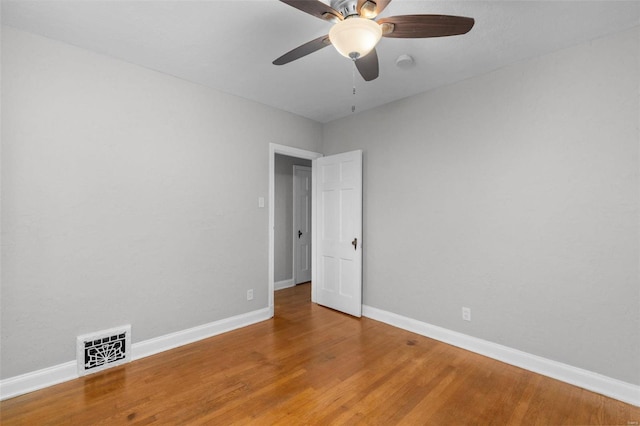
2,282,639,425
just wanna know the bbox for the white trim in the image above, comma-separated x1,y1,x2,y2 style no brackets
4,304,637,407
275,278,295,291
0,361,77,402
363,305,640,407
132,307,270,360
0,307,271,401
269,144,322,314
311,159,318,304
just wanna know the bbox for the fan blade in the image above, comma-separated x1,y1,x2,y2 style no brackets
355,48,379,81
279,0,342,21
273,35,331,65
357,0,392,18
379,14,474,38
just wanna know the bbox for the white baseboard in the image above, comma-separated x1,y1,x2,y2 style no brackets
362,305,640,407
0,307,271,401
0,361,78,402
132,307,270,360
4,305,637,407
274,278,295,291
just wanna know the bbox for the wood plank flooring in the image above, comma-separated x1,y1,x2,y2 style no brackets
2,283,639,425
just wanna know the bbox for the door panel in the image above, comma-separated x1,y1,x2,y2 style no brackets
313,150,362,317
293,166,312,284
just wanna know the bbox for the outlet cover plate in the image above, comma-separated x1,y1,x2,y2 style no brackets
462,307,471,321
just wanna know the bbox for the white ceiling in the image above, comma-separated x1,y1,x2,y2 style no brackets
3,1,640,123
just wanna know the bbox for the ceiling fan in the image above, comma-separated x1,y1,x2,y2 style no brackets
273,0,475,82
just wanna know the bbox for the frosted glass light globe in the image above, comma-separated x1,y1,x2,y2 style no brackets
329,17,382,59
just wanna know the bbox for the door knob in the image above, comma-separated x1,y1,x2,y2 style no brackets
352,238,358,250
298,230,303,239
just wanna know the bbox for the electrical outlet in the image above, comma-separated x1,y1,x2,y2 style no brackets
462,307,471,321
247,289,254,301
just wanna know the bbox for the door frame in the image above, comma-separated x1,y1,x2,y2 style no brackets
268,143,322,317
292,165,312,285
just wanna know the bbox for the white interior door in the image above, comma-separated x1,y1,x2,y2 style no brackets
293,165,312,284
313,150,362,317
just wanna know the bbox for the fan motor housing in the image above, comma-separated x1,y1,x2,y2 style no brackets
330,0,359,18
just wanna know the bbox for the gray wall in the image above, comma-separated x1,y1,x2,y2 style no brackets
2,23,639,388
0,27,322,378
274,154,312,283
322,27,640,385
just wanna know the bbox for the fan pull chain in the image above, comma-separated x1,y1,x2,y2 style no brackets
351,60,357,113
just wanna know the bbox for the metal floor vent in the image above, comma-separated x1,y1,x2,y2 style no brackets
77,325,131,376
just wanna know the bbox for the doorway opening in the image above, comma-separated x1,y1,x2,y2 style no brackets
274,156,311,289
268,144,322,317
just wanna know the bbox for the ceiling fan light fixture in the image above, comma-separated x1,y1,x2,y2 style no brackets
329,17,382,59
359,1,378,19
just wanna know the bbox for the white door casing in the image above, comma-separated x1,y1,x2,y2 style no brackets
269,144,322,317
293,165,312,284
313,150,363,317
